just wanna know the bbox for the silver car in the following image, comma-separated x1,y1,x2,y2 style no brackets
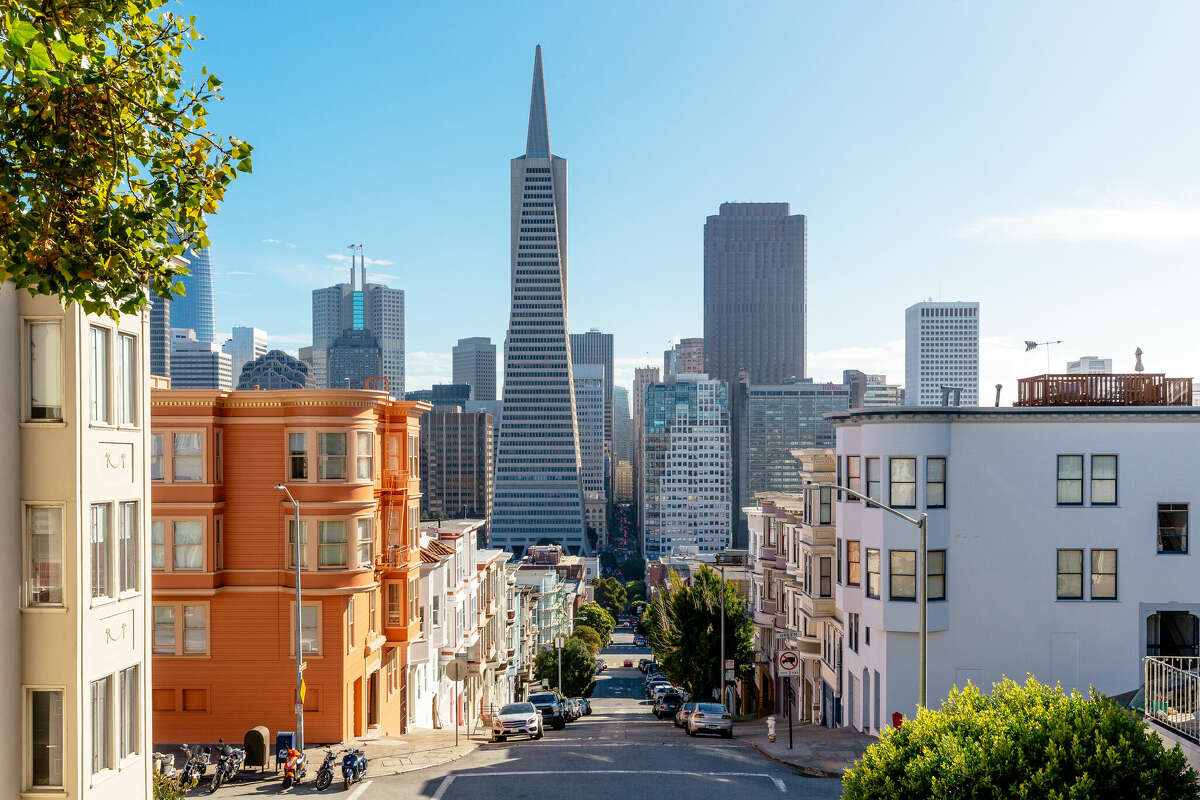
686,702,733,738
491,702,544,742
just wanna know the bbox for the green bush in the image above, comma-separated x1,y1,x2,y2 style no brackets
842,676,1200,800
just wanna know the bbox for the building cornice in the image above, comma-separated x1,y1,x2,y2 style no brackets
829,406,1200,426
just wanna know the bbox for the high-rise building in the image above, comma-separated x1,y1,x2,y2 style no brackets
613,385,632,463
904,301,980,406
1067,355,1113,374
169,328,232,390
615,460,633,502
172,245,215,343
570,330,614,495
420,409,494,532
664,337,704,378
222,326,267,383
843,371,904,408
574,363,608,547
641,374,730,559
631,366,660,551
327,328,381,391
490,46,586,557
452,337,497,401
703,203,806,385
236,350,314,390
149,292,171,378
311,261,404,396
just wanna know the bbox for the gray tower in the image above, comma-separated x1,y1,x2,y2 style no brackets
311,259,404,396
570,329,613,498
452,336,497,401
491,46,586,557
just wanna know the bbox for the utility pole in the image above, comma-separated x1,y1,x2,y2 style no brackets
556,634,564,693
719,562,725,705
274,484,305,749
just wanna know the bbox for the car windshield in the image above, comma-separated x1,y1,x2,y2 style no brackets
696,703,727,713
528,693,556,704
683,702,696,710
663,694,682,701
500,703,535,715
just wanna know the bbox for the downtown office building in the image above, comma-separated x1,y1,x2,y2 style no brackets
311,262,405,396
904,301,979,406
490,46,587,556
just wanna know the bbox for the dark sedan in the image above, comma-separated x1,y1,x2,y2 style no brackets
654,692,684,719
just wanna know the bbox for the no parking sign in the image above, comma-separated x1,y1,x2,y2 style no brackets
776,650,800,676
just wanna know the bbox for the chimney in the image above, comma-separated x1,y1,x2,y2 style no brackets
994,384,1002,407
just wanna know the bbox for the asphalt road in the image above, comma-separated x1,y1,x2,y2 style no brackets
347,623,843,800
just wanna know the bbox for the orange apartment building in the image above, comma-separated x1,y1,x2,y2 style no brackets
150,386,428,744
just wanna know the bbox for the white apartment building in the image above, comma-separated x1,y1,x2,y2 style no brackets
1066,355,1113,374
4,282,163,799
829,403,1200,735
904,301,979,406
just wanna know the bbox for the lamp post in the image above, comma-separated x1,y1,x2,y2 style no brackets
274,483,305,748
802,482,929,709
719,561,725,707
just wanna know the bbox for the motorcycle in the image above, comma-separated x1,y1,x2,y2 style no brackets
208,738,246,793
314,747,337,791
341,747,368,790
177,743,210,791
279,747,307,791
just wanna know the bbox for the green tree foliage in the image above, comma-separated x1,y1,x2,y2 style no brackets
843,677,1199,800
624,579,647,603
1,1,251,317
644,566,753,701
571,624,603,656
594,576,627,617
629,600,648,619
534,639,594,696
620,556,646,582
575,602,615,645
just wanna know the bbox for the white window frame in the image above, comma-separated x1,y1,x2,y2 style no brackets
24,319,64,423
26,686,65,790
118,665,140,760
118,501,139,595
24,504,65,608
318,432,347,481
356,431,374,480
116,332,138,427
90,503,112,602
89,325,111,425
171,432,204,482
90,675,113,776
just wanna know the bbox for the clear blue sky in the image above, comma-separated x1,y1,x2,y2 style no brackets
184,1,1200,401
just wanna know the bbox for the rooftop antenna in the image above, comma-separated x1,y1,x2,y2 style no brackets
1024,339,1063,374
346,242,356,287
359,243,366,287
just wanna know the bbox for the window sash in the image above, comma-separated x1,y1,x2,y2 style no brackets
91,677,112,774
889,550,916,600
150,434,164,480
287,520,308,568
889,458,916,508
28,321,63,421
319,433,347,480
150,521,164,570
1057,455,1083,505
153,606,175,653
866,458,881,504
387,584,401,624
27,505,63,606
847,456,862,498
928,550,946,600
357,518,374,567
90,503,111,599
119,665,139,758
172,521,203,570
300,604,320,653
289,432,308,480
926,457,946,507
846,541,861,586
1091,549,1117,599
1091,455,1117,505
90,326,110,424
173,433,202,481
819,557,832,597
1157,504,1189,554
865,549,880,598
116,333,137,425
357,432,373,480
30,689,64,787
118,502,138,593
1056,549,1083,599
183,605,207,653
318,521,348,567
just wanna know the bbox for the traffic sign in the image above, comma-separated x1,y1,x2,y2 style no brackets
724,659,734,669
724,669,735,680
444,656,469,682
776,650,801,676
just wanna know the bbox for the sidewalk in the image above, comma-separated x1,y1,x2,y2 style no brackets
741,723,873,779
309,725,484,776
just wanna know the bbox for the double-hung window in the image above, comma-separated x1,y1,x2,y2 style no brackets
30,689,64,787
153,606,176,653
26,505,63,606
846,541,861,586
90,503,111,600
318,521,348,568
116,333,137,425
356,432,373,480
1158,504,1188,553
27,320,63,421
300,604,320,654
183,605,208,653
1091,455,1117,505
866,458,881,506
889,458,916,508
818,487,832,524
118,501,139,593
150,434,164,480
90,326,111,424
387,583,402,624
357,519,374,567
847,456,862,499
1057,456,1083,505
1091,549,1117,599
889,550,916,600
172,522,203,569
926,457,946,508
119,665,139,759
927,550,946,600
173,433,202,481
865,549,880,598
819,556,832,598
1056,549,1083,599
150,522,165,570
289,433,308,480
90,676,112,774
287,520,308,568
319,433,346,480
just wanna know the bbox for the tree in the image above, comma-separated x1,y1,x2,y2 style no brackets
843,677,1199,799
644,566,753,701
594,576,627,617
620,556,646,582
575,602,615,645
624,579,646,604
571,625,603,656
1,2,251,317
534,639,594,697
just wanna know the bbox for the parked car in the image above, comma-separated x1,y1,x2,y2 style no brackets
574,697,592,716
687,702,734,738
565,698,582,721
638,658,650,672
654,693,684,719
528,692,568,730
649,683,674,700
645,680,670,699
594,658,607,672
491,702,544,742
623,659,634,668
675,701,696,728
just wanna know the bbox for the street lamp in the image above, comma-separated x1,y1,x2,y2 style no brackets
274,483,305,748
802,481,930,709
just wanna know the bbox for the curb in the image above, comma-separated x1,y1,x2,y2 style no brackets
384,739,482,776
745,739,846,780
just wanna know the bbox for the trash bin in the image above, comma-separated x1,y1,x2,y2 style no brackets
274,731,296,772
244,726,269,773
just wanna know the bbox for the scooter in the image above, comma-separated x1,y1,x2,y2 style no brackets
279,747,306,792
341,747,368,790
177,743,210,791
314,747,337,791
208,738,245,793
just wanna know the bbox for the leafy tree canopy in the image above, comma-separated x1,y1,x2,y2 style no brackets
571,624,603,656
624,579,646,603
575,602,615,645
594,576,627,618
620,556,646,582
534,639,594,697
843,677,1199,799
0,0,251,317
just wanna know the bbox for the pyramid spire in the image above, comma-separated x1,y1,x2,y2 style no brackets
525,45,551,157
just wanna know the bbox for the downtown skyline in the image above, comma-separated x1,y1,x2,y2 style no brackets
181,1,1200,402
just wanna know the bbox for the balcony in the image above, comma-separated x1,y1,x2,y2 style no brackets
1015,373,1193,407
796,523,835,549
798,592,836,619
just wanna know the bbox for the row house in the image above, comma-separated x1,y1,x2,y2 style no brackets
505,579,539,698
512,567,575,652
150,387,426,744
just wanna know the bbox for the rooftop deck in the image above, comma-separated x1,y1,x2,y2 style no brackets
1015,373,1193,407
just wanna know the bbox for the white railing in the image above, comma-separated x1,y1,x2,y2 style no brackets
1144,655,1200,742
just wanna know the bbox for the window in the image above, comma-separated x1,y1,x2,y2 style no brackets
1158,503,1188,553
847,456,861,498
172,521,203,570
1091,550,1117,599
27,321,62,421
889,550,916,600
409,577,419,622
118,502,138,593
357,518,374,567
287,520,308,568
348,597,356,648
300,604,320,654
213,431,223,483
30,689,63,787
289,432,308,480
1091,455,1117,505
26,505,63,606
408,434,419,476
369,590,377,633
183,605,208,653
819,556,832,598
153,606,175,653
119,665,139,758
1056,549,1083,599
889,458,916,508
847,613,859,653
150,434,164,480
173,433,202,481
318,521,348,568
90,326,110,423
357,432,373,480
865,549,880,598
818,487,832,524
214,518,222,571
318,433,346,480
1057,455,1083,505
847,540,861,586
432,594,440,625
150,522,164,570
387,583,401,624
926,457,946,508
116,333,137,425
928,550,946,600
866,457,881,506
836,539,842,584
90,676,112,774
90,503,111,600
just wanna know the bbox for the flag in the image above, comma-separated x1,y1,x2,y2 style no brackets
346,243,355,250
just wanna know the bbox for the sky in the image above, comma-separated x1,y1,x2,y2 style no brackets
182,1,1200,403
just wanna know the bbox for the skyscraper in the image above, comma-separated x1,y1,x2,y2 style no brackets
420,409,494,532
490,46,586,557
149,292,171,378
703,203,806,385
631,365,659,549
570,329,614,496
574,363,607,547
452,337,497,401
613,385,632,463
170,328,232,389
311,259,405,396
222,326,268,383
904,301,980,406
173,245,215,343
664,337,704,378
236,350,314,390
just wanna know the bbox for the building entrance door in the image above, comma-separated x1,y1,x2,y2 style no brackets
368,672,379,729
352,677,363,737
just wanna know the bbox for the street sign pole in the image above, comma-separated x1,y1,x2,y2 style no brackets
788,679,794,750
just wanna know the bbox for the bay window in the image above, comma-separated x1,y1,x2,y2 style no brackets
318,521,348,568
26,505,63,606
319,433,346,480
357,518,374,567
27,320,62,421
172,433,202,481
89,326,110,424
357,432,373,479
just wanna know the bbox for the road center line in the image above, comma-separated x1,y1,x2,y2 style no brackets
431,774,455,800
435,769,785,793
345,779,374,800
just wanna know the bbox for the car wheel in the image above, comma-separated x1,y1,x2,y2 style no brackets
722,730,733,739
687,727,696,737
554,719,565,730
533,727,543,740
